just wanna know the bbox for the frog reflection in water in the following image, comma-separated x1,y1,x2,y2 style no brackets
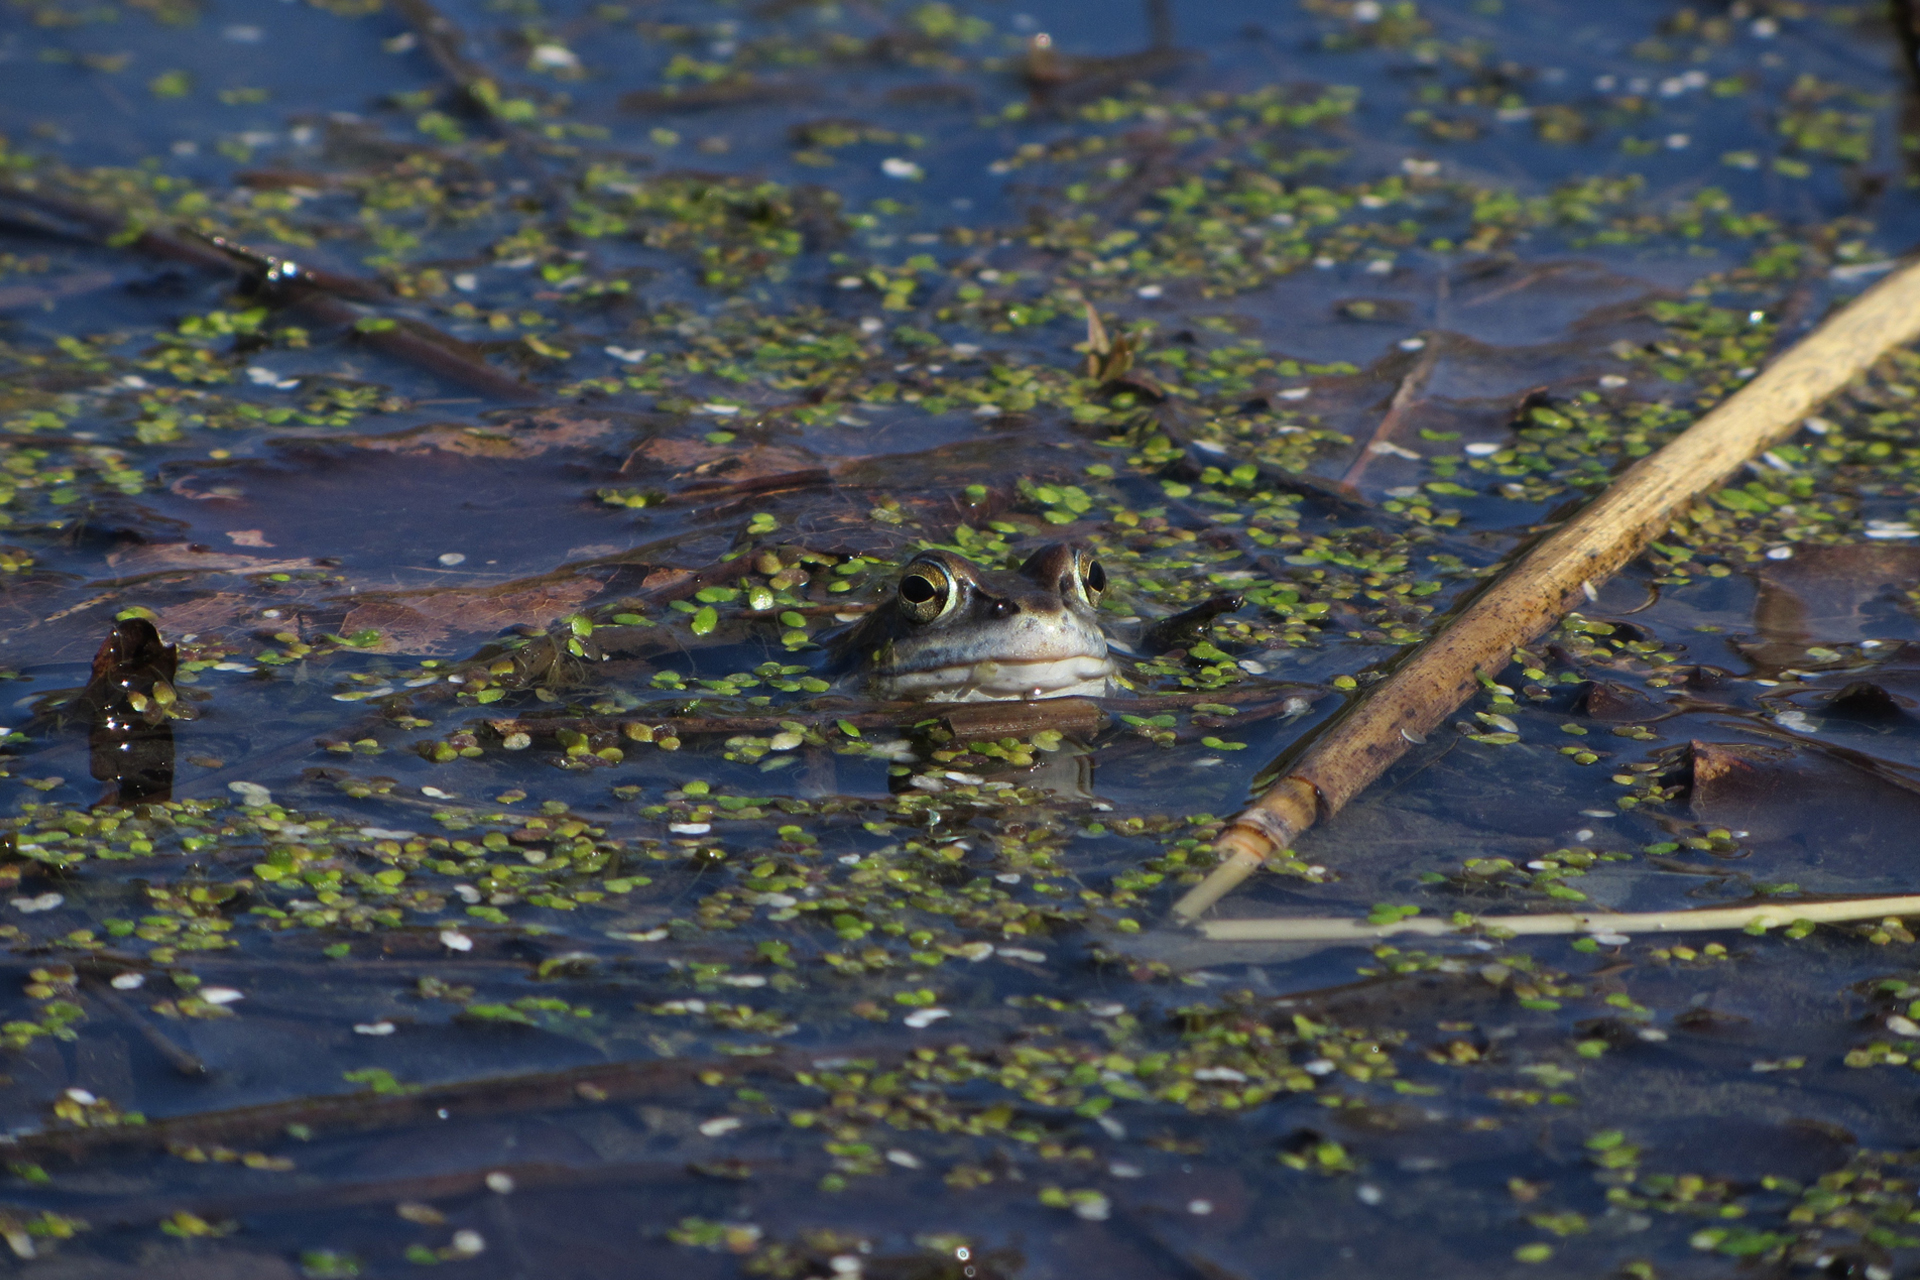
837,542,1117,702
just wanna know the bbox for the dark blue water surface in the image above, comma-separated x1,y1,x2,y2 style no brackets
7,1,1920,1276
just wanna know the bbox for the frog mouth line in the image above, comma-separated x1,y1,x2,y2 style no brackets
875,653,1116,702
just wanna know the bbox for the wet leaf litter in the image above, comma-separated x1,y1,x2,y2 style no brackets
13,0,1920,1276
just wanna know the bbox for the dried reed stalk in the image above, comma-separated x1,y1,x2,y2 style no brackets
1174,257,1920,920
1197,895,1920,943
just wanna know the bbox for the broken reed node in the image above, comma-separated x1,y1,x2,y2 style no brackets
1196,895,1920,943
1173,254,1920,923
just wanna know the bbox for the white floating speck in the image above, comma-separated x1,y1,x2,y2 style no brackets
1303,1059,1336,1075
697,403,741,416
450,1230,485,1256
1665,133,1690,150
486,1170,516,1193
1591,933,1631,946
1774,709,1817,733
200,987,244,1005
212,662,257,673
669,822,711,835
1087,1001,1125,1018
720,974,767,988
605,346,647,363
1277,386,1311,400
1188,1199,1213,1215
529,44,579,71
1599,375,1628,389
354,1021,396,1036
110,973,145,990
437,552,467,567
994,872,1021,884
999,947,1044,962
1357,1184,1385,1205
229,781,272,807
881,157,924,180
452,272,478,292
1072,1193,1111,1221
1136,284,1163,299
1579,810,1616,819
358,828,416,840
1193,1067,1247,1082
858,317,883,334
698,1116,743,1137
246,366,300,390
439,929,474,952
64,1088,96,1105
11,894,62,914
903,1007,950,1028
1889,1015,1920,1038
1464,441,1502,456
1831,260,1896,283
421,786,453,800
886,1149,922,1169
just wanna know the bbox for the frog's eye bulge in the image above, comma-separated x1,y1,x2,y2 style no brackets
1061,547,1106,607
897,561,957,623
1081,555,1108,605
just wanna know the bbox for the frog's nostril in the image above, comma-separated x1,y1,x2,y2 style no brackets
987,598,1016,619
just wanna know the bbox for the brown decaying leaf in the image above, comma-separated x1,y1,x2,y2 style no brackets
339,578,601,655
1747,543,1920,668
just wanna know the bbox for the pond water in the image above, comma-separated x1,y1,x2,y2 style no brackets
5,0,1920,1275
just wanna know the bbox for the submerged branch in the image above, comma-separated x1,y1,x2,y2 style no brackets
1175,255,1920,920
0,182,539,401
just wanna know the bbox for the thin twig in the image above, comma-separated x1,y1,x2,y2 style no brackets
1196,894,1920,943
1339,337,1437,492
76,974,207,1079
1175,253,1920,920
0,182,538,401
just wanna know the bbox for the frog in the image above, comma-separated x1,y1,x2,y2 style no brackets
834,542,1117,702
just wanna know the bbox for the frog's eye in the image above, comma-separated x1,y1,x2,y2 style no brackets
1082,557,1108,604
897,562,956,624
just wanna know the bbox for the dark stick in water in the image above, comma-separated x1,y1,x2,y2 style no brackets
0,183,540,401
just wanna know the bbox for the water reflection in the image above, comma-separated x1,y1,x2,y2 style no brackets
78,619,177,808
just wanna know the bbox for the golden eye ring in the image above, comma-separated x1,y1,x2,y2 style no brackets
897,562,955,624
1078,551,1108,606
